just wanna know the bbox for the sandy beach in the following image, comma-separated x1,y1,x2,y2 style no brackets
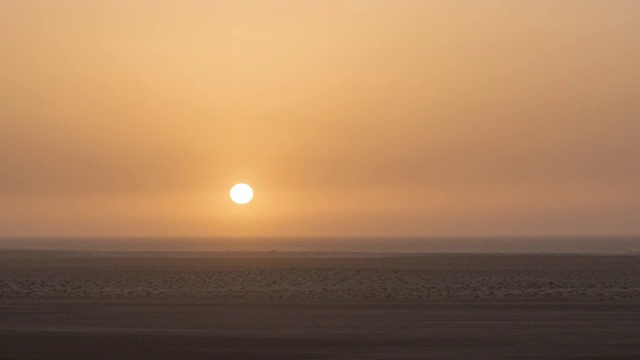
1,252,639,359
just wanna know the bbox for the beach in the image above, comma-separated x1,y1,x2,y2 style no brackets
1,252,639,359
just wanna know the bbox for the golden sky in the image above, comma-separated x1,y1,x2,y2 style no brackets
1,0,639,236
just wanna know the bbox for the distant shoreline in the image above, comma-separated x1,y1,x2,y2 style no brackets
2,249,640,258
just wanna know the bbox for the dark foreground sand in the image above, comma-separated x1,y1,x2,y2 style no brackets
2,302,640,359
1,253,639,359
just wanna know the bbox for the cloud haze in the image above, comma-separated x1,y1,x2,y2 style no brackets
1,1,639,236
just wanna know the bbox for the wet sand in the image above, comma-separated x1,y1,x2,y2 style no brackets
1,253,639,359
2,302,640,359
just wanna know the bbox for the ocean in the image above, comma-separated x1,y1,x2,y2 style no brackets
1,236,639,254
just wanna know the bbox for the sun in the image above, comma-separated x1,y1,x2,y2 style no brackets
230,183,253,204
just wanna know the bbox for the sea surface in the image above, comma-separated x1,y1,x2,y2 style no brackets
1,236,639,254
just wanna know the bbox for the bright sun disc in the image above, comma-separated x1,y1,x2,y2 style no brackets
230,183,253,204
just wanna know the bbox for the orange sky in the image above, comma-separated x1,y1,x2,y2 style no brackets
1,1,639,236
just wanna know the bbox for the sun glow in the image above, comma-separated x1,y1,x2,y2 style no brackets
230,183,253,205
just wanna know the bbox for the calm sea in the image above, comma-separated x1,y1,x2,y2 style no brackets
1,236,640,254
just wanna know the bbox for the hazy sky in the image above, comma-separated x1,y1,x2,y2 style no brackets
1,0,639,236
